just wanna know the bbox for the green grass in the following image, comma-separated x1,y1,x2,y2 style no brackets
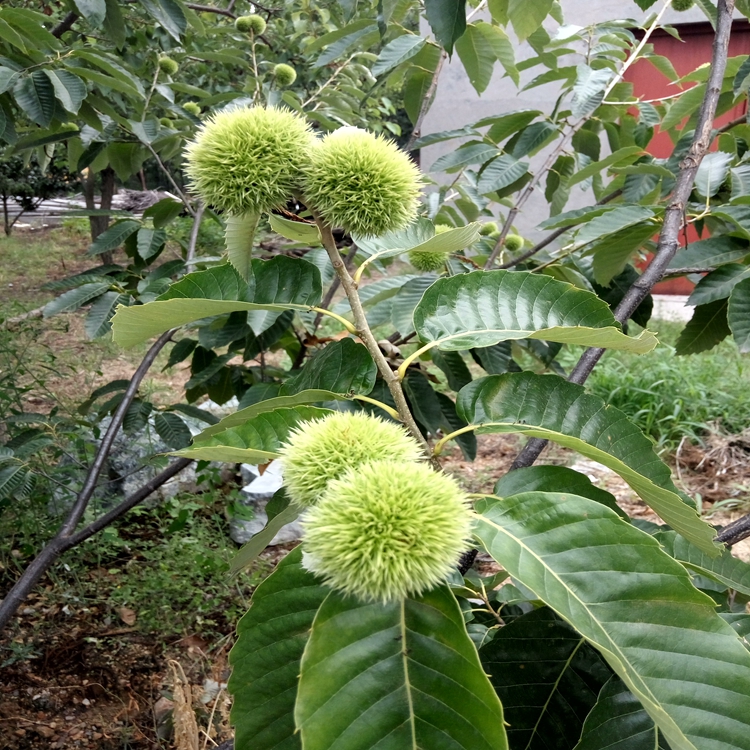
583,321,750,453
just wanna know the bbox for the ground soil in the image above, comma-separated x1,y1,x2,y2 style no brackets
2,228,750,747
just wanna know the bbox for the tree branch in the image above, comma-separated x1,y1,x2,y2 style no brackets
510,0,737,471
52,11,78,38
0,330,175,633
406,50,448,152
715,514,750,547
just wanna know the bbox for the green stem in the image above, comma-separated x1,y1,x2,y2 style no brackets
433,424,478,456
310,307,357,334
314,216,432,457
397,341,437,381
352,394,401,421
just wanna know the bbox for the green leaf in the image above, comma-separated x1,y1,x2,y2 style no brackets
71,0,106,27
431,143,500,172
391,275,438,335
475,21,518,86
43,282,111,318
477,154,529,194
373,34,426,77
154,412,192,449
136,227,166,261
102,0,126,48
173,406,333,463
473,491,750,750
572,64,614,119
688,264,750,306
0,464,29,500
675,299,730,355
508,0,553,41
112,262,320,348
567,146,645,187
140,0,187,40
573,677,669,750
13,71,55,127
424,0,467,55
284,338,376,396
412,270,657,354
88,220,140,256
295,584,508,750
107,142,148,182
228,546,328,750
0,67,19,95
458,373,718,554
45,70,86,114
436,391,476,460
198,389,353,440
661,83,706,131
70,50,145,96
230,491,301,573
589,222,656,286
456,23,495,94
247,256,322,335
668,235,750,269
268,212,322,245
654,530,750,596
432,349,472,391
314,22,378,67
511,121,558,158
694,151,732,199
728,276,750,352
85,291,129,338
225,213,258,281
472,341,513,374
480,607,612,750
143,197,183,228
495,465,627,519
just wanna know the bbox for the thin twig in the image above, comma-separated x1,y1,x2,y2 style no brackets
145,144,195,215
51,11,78,37
0,330,175,633
510,0,737,471
406,50,448,151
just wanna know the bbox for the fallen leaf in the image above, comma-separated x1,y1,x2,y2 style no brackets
118,607,137,626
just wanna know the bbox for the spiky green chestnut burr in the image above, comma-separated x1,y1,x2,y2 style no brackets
479,221,498,236
159,117,174,128
273,63,297,86
183,102,201,116
434,224,451,234
303,127,422,237
158,55,178,76
302,460,473,602
672,0,693,9
235,14,266,34
278,412,422,507
504,234,524,252
184,106,315,215
409,249,449,272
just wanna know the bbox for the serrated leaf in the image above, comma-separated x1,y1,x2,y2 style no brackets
424,0,467,55
431,143,501,173
137,227,167,260
495,465,627,519
661,83,706,131
728,276,750,352
268,213,321,246
435,391,476,460
85,291,129,338
373,34,426,77
668,235,750,269
45,69,86,114
508,0,553,41
572,64,614,118
477,154,529,194
567,146,645,187
391,275,438,335
71,0,106,26
246,256,322,335
589,222,656,286
480,607,611,750
154,412,192,449
474,491,750,750
511,121,558,158
456,23,496,94
655,529,750,596
140,0,187,40
694,151,732,199
475,21,518,86
314,22,378,67
575,205,656,248
225,213,258,281
412,270,657,354
143,197,184,228
283,338,376,396
13,71,55,127
112,261,321,348
295,584,508,750
432,349,472,391
228,547,328,749
198,390,352,440
675,299,730,355
0,464,29,500
173,406,333,463
88,220,140,256
573,676,669,750
43,282,111,318
458,373,718,554
0,67,19,95
688,264,750,306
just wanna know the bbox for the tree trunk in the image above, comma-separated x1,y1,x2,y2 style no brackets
83,166,116,263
